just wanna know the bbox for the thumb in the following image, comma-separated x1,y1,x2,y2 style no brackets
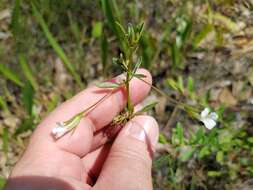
94,115,159,190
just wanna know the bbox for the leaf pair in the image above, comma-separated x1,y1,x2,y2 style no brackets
116,21,144,47
133,102,157,116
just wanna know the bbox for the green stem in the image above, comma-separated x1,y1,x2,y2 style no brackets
66,91,114,123
126,48,134,117
135,77,200,113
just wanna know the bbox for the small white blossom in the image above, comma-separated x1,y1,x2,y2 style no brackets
200,108,218,130
51,114,82,139
52,122,68,138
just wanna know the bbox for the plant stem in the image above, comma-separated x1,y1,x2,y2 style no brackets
126,49,134,117
66,90,114,123
135,76,201,113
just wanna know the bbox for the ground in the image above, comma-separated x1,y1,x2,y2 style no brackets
0,0,253,189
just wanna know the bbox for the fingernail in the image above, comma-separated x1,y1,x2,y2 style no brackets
124,116,159,151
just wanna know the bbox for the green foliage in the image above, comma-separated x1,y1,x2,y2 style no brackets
187,76,195,98
179,145,195,162
157,120,253,187
0,64,23,87
92,21,103,38
19,54,39,90
31,3,83,87
21,82,34,116
15,117,34,136
46,94,60,113
101,34,109,73
172,122,184,145
139,33,156,68
0,96,9,114
11,0,21,38
1,1,252,189
159,133,168,144
101,0,126,52
166,77,185,95
96,81,121,89
171,17,192,69
193,24,214,48
134,102,158,116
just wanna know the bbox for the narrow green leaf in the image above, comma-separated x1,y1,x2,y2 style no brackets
96,81,120,89
101,34,108,72
21,82,34,115
92,21,103,38
19,54,39,90
68,13,81,42
133,73,147,79
247,137,253,144
132,57,142,74
11,0,21,38
177,18,192,46
0,96,9,113
177,76,184,94
216,151,224,164
198,146,210,159
187,76,194,95
15,117,34,136
213,12,238,32
134,102,157,115
207,171,222,177
111,0,123,24
137,22,145,35
46,94,60,113
100,0,126,52
166,78,179,91
101,0,117,34
139,32,155,68
176,122,184,145
171,42,182,68
31,3,82,87
0,64,23,87
115,21,126,35
192,128,205,144
193,24,213,48
159,133,168,144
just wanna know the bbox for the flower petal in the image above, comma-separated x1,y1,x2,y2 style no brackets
209,112,218,121
201,108,210,118
52,126,68,138
201,118,217,130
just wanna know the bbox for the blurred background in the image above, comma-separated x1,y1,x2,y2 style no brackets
0,0,253,189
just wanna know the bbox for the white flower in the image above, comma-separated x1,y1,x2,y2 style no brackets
51,114,82,139
52,122,68,138
200,108,218,130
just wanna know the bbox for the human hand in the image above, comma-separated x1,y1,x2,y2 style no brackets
5,69,159,190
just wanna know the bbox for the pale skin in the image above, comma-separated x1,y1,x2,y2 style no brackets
5,69,159,190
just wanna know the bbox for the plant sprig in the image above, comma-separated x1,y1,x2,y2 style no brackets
98,22,155,121
51,22,211,139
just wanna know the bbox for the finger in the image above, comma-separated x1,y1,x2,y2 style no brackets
81,104,147,184
28,69,152,157
53,68,152,130
82,143,112,185
93,115,159,190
